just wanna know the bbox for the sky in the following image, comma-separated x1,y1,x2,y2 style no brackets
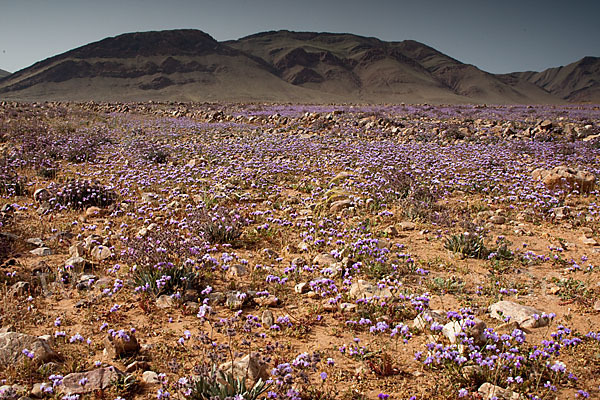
0,0,598,74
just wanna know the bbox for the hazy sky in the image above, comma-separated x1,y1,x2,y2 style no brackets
0,0,598,73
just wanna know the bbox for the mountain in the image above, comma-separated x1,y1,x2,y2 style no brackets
0,29,595,103
0,69,9,78
0,29,333,102
500,56,600,103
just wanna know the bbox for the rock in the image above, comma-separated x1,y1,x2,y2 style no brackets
61,367,124,395
532,166,596,193
291,257,307,267
295,282,309,294
383,226,398,237
398,221,416,231
442,318,486,345
539,120,553,130
594,299,600,311
9,281,30,296
0,385,18,400
29,383,45,399
313,253,336,266
142,370,159,384
83,235,103,251
207,292,225,305
339,303,357,312
125,361,150,373
478,382,519,400
33,189,52,204
489,301,549,328
219,353,268,383
413,310,446,331
489,215,506,224
261,310,274,327
25,238,45,247
64,256,86,271
580,236,598,246
330,199,352,213
69,243,85,258
254,295,278,307
84,207,103,218
550,206,570,220
349,280,392,299
226,291,247,310
103,332,140,359
0,332,59,367
90,245,111,261
228,264,248,277
29,247,52,257
156,295,176,309
75,275,97,290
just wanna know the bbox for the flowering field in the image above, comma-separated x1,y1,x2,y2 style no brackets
0,101,599,400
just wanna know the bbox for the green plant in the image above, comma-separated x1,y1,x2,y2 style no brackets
188,365,270,400
132,264,197,297
444,232,488,259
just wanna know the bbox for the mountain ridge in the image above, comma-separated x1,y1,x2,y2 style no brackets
0,29,597,103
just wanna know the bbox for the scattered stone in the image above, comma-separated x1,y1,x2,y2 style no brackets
254,295,278,307
219,353,268,383
489,215,506,224
349,280,392,299
413,310,446,331
539,120,553,130
0,333,59,367
61,367,124,395
103,332,140,359
478,382,519,400
312,253,336,266
90,245,111,261
29,383,45,399
156,295,176,309
29,247,52,256
295,282,309,294
0,385,18,400
532,166,596,193
25,238,45,247
489,301,549,328
84,207,103,218
69,243,85,258
291,256,307,267
339,303,357,312
226,291,247,310
75,275,97,290
64,256,86,270
594,299,600,311
383,225,398,236
125,361,150,373
550,206,570,220
261,310,274,327
398,221,416,231
9,281,30,296
142,371,159,384
442,318,486,345
33,189,51,203
580,236,598,246
330,199,352,213
228,264,248,277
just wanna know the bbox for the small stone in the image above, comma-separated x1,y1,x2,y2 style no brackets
64,256,86,270
547,286,561,295
398,221,416,231
489,300,549,328
349,280,392,299
9,281,29,296
156,295,176,309
69,243,85,258
219,353,268,383
29,383,44,399
125,361,150,373
321,299,338,312
413,310,446,331
580,236,598,246
330,199,352,213
539,120,553,130
383,226,398,236
291,257,307,267
75,275,97,290
103,332,140,359
478,382,519,400
295,282,309,294
254,295,278,307
594,299,600,311
442,318,486,345
226,291,246,310
33,189,52,203
84,207,102,218
489,215,506,224
339,303,357,312
261,310,274,327
90,245,111,261
142,371,159,384
312,253,336,266
25,238,45,247
29,247,52,256
61,367,124,395
228,264,248,277
550,206,570,220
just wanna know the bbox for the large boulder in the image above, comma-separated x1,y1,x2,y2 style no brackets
532,166,595,193
0,332,60,367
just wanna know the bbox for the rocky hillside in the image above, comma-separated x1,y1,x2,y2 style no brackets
0,29,597,103
0,69,10,78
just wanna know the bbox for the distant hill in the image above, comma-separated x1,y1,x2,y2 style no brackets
0,69,9,78
0,29,596,103
500,56,600,103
